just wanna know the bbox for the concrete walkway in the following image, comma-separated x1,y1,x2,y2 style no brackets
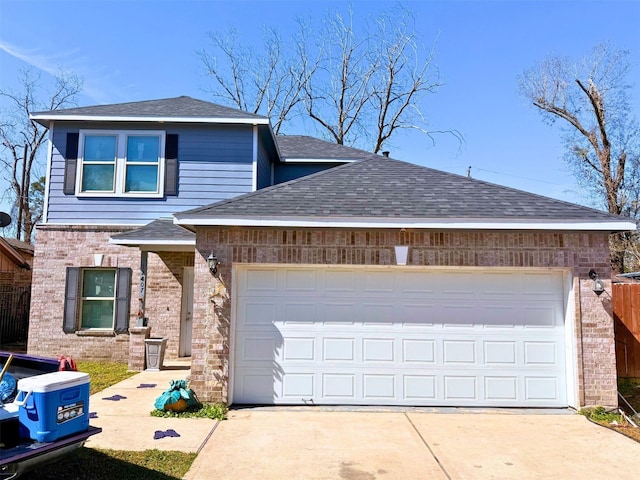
85,360,217,453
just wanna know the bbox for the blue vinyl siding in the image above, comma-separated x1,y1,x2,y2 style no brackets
256,140,271,189
273,162,345,185
46,122,254,224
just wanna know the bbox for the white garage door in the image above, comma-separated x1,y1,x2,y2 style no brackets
233,266,567,407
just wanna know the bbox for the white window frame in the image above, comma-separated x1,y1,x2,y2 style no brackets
79,268,117,330
76,129,166,197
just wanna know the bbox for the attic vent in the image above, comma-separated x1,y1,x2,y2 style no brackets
382,151,390,157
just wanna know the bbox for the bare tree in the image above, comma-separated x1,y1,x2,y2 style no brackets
302,6,442,152
199,26,312,134
0,68,83,242
199,4,443,153
519,43,640,273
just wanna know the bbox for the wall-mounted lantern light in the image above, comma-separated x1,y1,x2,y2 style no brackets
207,253,221,275
589,269,605,296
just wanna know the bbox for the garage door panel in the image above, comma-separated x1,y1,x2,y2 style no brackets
284,303,316,324
443,340,476,363
401,304,436,326
525,377,560,401
323,374,355,398
282,373,314,397
524,341,557,365
403,375,437,399
243,268,278,292
363,374,396,398
323,303,357,324
233,267,567,407
323,338,355,361
485,376,518,400
325,270,356,292
283,337,315,361
284,269,317,291
241,302,277,326
444,376,477,400
362,338,395,362
484,341,517,365
362,303,395,325
403,339,436,363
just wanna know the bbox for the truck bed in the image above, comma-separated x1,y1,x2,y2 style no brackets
0,426,101,479
0,352,100,479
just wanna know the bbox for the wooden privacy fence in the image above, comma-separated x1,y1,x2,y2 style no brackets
613,283,640,378
0,285,30,345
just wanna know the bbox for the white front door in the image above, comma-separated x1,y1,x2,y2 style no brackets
180,267,194,357
232,265,568,407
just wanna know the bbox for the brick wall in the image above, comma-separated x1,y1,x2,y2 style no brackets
29,225,193,365
189,227,616,407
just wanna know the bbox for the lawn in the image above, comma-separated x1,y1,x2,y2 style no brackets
583,379,640,443
21,361,198,479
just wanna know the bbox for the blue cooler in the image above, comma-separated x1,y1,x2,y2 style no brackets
15,371,90,442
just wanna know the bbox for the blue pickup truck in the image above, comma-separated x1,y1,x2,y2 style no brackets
0,352,101,479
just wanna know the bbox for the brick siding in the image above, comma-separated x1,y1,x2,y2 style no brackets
190,227,616,407
29,225,192,365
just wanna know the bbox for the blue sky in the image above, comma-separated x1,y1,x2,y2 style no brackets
1,0,639,217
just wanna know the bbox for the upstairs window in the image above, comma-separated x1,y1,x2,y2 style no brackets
77,130,165,197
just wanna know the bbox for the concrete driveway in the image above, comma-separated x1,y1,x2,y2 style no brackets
184,409,640,480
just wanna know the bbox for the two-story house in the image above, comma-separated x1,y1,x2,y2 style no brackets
29,96,635,409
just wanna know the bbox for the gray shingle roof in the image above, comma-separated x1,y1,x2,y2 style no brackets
176,157,633,227
276,135,376,161
31,96,267,121
110,219,194,244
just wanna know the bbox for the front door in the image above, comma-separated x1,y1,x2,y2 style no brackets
179,267,194,357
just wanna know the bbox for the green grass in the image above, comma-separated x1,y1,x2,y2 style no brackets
76,360,137,395
23,448,197,480
580,406,624,424
19,361,198,479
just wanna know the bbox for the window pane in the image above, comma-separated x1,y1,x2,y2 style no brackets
127,136,159,162
82,164,115,191
125,165,158,192
81,300,114,329
84,136,116,161
82,270,116,298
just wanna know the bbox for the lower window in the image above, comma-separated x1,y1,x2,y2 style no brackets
80,269,116,329
64,266,131,334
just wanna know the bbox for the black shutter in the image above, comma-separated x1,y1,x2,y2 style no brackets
63,267,80,333
114,268,132,334
164,134,179,196
63,132,79,195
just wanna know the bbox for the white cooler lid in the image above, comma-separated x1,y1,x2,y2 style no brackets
17,371,90,393
0,402,19,419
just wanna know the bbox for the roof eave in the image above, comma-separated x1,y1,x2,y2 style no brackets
30,114,270,127
173,215,637,232
108,237,195,252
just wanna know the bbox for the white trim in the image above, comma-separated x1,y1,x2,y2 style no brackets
31,114,270,125
563,271,578,409
280,158,359,163
173,215,636,231
251,126,258,191
41,221,151,227
229,263,238,406
43,122,54,224
108,238,194,246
